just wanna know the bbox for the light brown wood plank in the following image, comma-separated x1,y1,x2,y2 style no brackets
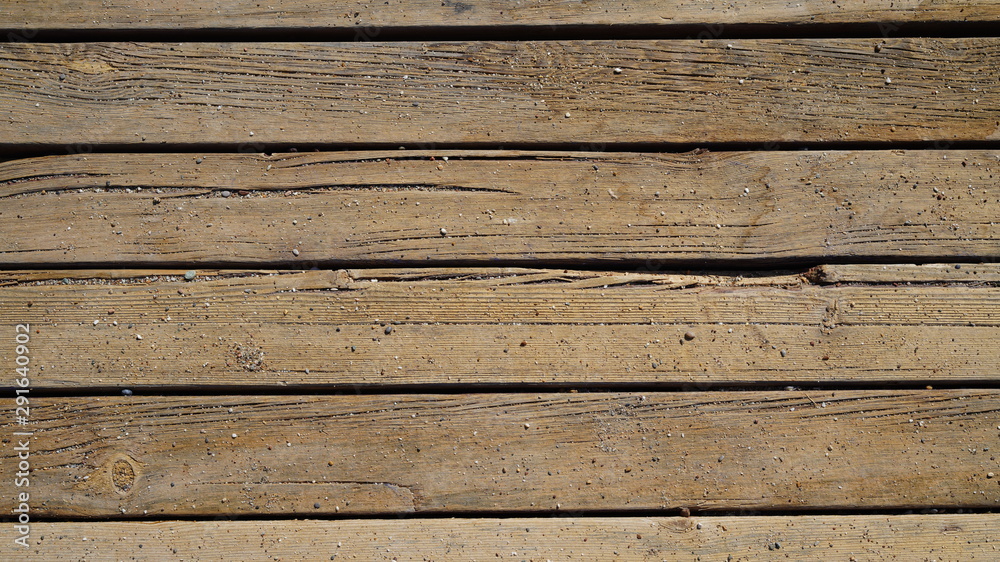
11,515,1000,559
2,150,998,265
2,391,998,517
815,263,1000,284
1,268,998,388
2,40,998,147
0,269,288,284
6,0,1000,31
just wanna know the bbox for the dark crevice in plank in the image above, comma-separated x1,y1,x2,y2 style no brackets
6,140,1000,161
8,264,1000,285
2,267,804,284
3,265,997,288
10,506,997,524
4,256,999,272
10,381,1000,399
6,22,1000,43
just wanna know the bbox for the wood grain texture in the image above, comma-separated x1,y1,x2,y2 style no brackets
5,0,1000,31
2,0,996,551
11,515,1000,560
1,268,998,388
2,391,998,517
2,150,998,266
814,263,1000,283
1,40,998,147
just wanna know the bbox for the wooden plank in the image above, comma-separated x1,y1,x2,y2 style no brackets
0,269,288,284
2,391,998,517
5,0,1000,32
2,40,998,147
2,150,998,266
1,268,998,388
814,263,1000,284
11,515,1000,559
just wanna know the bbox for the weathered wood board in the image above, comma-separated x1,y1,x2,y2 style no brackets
1,268,998,388
2,150,998,266
2,40,998,147
814,262,1000,283
6,0,1000,31
1,391,998,517
13,515,1000,560
2,0,997,558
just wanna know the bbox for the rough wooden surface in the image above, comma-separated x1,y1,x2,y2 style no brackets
2,391,998,517
3,2,997,558
2,40,999,147
2,150,998,266
13,515,1000,560
5,0,1000,31
2,268,998,388
814,263,1000,284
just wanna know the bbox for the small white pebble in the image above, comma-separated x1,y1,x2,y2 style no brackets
738,79,745,85
440,227,447,236
885,77,892,84
564,112,571,118
93,319,100,325
231,433,238,439
292,248,300,256
136,334,143,340
613,67,623,74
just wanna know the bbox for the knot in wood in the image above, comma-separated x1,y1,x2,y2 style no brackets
111,458,136,494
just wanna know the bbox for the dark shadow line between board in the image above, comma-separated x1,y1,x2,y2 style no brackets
4,21,1000,43
3,506,996,524
4,140,1000,161
2,256,999,274
8,380,1000,398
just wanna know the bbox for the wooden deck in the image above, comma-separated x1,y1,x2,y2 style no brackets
1,2,999,560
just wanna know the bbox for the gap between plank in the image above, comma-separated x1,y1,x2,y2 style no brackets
6,140,1000,161
5,21,1000,43
11,381,1000,399
11,506,995,524
3,257,997,272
